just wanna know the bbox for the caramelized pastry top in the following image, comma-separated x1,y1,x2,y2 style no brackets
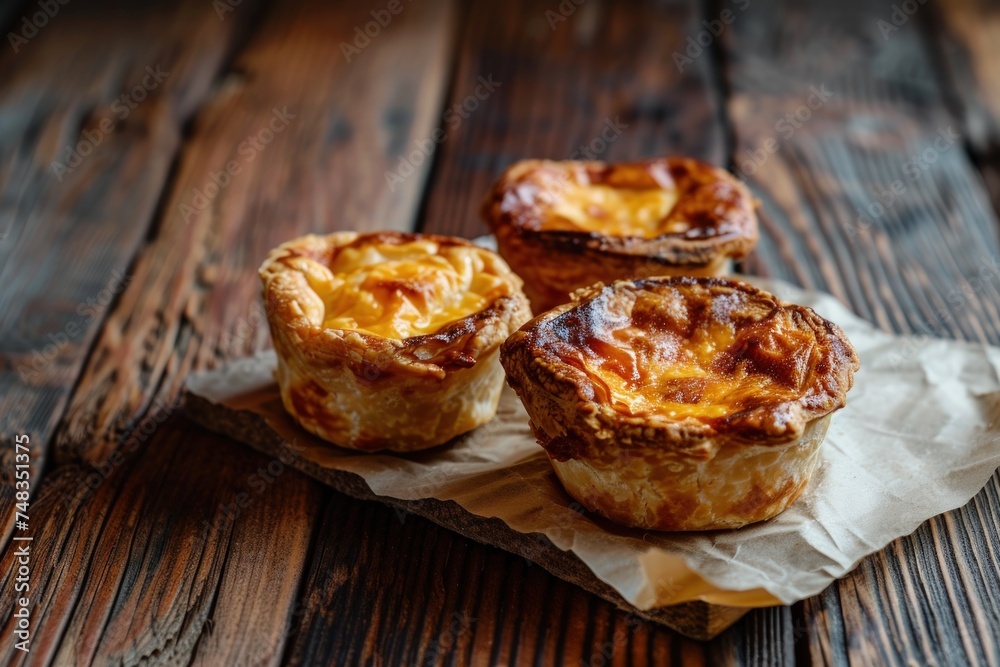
503,277,859,443
262,233,515,340
483,158,757,263
260,232,532,378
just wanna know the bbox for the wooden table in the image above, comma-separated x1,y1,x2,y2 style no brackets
2,0,999,664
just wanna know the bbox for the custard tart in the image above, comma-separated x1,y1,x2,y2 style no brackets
482,158,758,313
500,277,859,531
259,231,531,452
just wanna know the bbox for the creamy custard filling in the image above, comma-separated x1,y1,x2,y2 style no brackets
541,183,683,238
548,288,814,423
287,240,509,339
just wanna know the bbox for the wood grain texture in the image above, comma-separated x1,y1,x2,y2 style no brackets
280,496,675,667
724,0,1000,334
0,419,320,667
416,0,728,240
0,4,259,647
53,0,456,467
1,0,458,665
4,0,999,665
0,0,254,498
719,0,1000,665
277,484,717,667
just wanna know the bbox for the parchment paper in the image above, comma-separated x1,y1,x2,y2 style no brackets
186,276,1000,609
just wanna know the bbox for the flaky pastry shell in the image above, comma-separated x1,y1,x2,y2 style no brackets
482,158,758,313
260,232,531,452
500,277,859,531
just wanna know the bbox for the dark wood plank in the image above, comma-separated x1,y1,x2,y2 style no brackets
54,0,456,467
417,0,727,240
718,1,1000,664
0,0,255,508
724,0,1000,340
0,419,319,667
0,1,457,665
0,464,118,666
280,490,709,667
0,5,260,650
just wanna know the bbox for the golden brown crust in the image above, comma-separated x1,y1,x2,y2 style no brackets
482,158,759,312
499,276,859,530
260,231,531,451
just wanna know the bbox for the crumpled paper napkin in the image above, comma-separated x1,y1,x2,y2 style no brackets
186,276,1000,608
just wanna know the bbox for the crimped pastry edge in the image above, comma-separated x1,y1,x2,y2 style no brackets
260,231,532,451
481,157,759,312
501,276,859,453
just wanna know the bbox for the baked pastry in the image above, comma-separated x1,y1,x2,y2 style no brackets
259,231,531,452
482,158,758,313
500,277,859,531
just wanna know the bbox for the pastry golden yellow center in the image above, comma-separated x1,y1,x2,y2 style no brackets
550,288,816,422
541,183,683,238
286,240,508,339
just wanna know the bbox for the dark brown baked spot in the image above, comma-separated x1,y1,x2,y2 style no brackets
289,380,351,440
541,432,583,462
729,477,804,520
